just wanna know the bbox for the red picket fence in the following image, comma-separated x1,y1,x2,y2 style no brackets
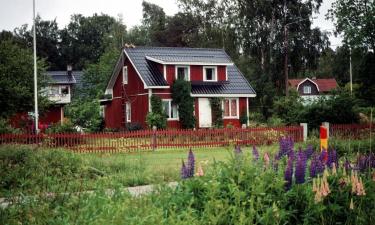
330,123,374,139
0,126,303,153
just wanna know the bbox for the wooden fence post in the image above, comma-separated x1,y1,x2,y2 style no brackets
152,126,157,151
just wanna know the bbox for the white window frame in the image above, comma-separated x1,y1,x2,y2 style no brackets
303,85,311,94
203,66,218,82
122,66,128,84
222,98,239,119
125,102,131,122
175,65,190,81
162,99,179,121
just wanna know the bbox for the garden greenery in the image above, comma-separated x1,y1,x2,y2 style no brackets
210,97,223,128
146,95,167,129
171,78,195,129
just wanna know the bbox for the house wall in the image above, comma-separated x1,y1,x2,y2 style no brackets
164,65,227,84
223,97,247,128
297,80,319,95
104,57,148,129
40,106,62,125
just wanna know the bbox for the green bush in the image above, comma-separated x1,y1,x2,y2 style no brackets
172,78,195,129
0,118,21,134
0,145,86,197
146,95,167,129
210,97,223,128
45,120,78,134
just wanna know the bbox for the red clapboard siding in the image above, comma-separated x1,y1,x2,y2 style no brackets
105,98,123,129
190,65,203,81
218,66,226,81
166,65,175,84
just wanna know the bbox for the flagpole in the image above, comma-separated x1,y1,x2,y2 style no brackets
33,0,39,134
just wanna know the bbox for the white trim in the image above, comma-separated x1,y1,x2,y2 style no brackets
152,92,172,95
203,66,218,82
122,66,128,84
148,89,152,112
162,99,179,121
191,93,256,98
222,98,239,119
225,66,228,81
60,107,64,125
148,86,170,89
105,51,124,94
246,97,249,126
175,65,190,81
296,78,320,92
163,65,167,80
145,56,234,66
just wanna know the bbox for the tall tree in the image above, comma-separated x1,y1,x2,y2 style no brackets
60,13,120,69
329,0,375,50
0,40,49,118
14,16,60,70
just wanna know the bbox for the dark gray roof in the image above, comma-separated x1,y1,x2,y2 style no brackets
123,46,255,95
45,71,83,84
146,54,232,64
191,65,256,95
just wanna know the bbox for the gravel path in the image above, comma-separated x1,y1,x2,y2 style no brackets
0,182,178,209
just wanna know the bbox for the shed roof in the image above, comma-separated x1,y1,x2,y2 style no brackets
289,78,338,93
45,71,83,84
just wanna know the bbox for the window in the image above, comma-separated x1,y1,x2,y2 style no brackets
175,66,189,81
122,66,128,84
303,85,311,94
60,86,69,95
162,100,179,120
125,102,131,122
223,98,238,118
203,66,217,81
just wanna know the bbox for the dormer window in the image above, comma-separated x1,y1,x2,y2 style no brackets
203,66,217,81
175,66,190,81
303,85,311,94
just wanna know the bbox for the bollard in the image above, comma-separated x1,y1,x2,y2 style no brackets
322,122,330,138
152,126,157,151
320,126,328,151
300,123,308,142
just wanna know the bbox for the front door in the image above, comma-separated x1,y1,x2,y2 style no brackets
198,98,212,128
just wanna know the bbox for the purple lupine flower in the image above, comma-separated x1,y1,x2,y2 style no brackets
310,153,325,178
277,137,294,160
305,145,314,159
295,149,307,184
327,148,338,168
343,158,351,171
252,145,259,160
187,148,195,177
288,148,295,161
284,157,294,190
369,153,375,168
356,154,367,172
319,149,328,163
234,145,242,155
181,160,189,179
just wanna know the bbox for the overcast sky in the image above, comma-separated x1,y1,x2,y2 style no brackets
0,0,342,47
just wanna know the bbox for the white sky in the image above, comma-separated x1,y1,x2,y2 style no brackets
0,0,342,47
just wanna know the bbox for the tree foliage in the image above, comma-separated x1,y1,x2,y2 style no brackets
0,40,49,119
171,79,195,129
329,0,375,50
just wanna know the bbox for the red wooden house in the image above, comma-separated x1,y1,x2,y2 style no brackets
101,46,256,129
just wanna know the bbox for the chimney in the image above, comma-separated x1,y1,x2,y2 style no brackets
312,76,316,80
67,64,73,81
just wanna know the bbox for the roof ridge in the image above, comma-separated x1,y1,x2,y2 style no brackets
124,46,226,51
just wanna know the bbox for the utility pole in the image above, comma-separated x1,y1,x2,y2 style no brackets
284,25,289,97
349,47,353,95
33,0,39,134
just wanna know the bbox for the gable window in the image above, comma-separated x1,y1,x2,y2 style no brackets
223,98,238,118
303,85,311,94
162,99,179,120
125,102,131,122
203,66,217,81
122,66,128,84
175,66,190,81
